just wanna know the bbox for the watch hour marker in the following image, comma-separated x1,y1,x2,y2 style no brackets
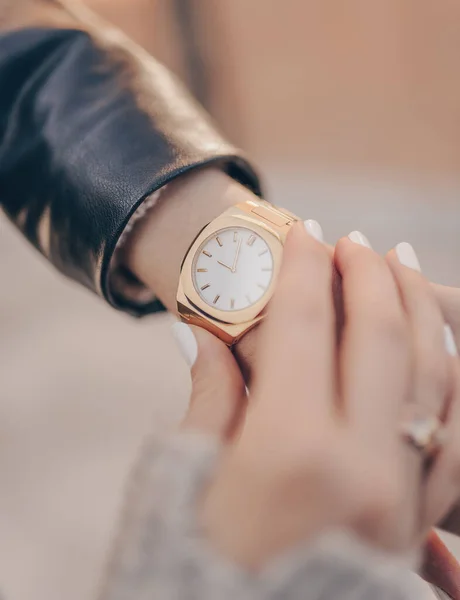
195,230,273,312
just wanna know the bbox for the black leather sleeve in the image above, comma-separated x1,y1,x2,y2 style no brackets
0,26,261,314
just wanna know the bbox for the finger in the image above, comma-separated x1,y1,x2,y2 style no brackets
386,244,454,421
254,221,335,421
421,530,460,600
233,238,337,385
172,323,246,440
334,233,410,444
424,359,460,529
432,282,460,352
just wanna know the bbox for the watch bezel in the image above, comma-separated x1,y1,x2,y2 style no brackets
180,213,283,325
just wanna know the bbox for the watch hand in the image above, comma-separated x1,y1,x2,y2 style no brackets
232,238,242,273
217,260,233,271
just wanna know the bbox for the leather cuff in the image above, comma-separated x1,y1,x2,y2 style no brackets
0,27,262,315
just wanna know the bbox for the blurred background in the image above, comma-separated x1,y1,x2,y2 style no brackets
1,1,460,598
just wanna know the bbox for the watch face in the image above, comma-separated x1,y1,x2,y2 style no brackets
193,226,274,312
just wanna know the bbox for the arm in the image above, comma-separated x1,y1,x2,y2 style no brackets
121,168,261,374
425,285,460,540
0,0,261,316
101,432,419,600
101,227,438,600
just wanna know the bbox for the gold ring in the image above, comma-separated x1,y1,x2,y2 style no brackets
400,407,446,458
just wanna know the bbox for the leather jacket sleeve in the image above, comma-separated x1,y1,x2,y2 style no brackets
0,5,261,314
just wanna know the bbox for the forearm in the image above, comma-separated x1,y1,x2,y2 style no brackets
0,2,259,312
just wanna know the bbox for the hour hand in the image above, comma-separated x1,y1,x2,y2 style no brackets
217,260,233,271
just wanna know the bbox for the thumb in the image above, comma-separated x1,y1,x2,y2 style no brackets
172,323,246,440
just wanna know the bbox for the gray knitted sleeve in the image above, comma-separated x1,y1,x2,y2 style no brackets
100,431,420,600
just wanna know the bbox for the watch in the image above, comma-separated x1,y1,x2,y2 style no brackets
177,198,300,345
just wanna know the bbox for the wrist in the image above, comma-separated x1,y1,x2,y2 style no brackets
122,168,257,313
121,167,261,380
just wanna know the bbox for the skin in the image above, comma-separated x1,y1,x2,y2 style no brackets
5,0,460,546
125,169,460,544
178,224,460,568
122,168,340,381
426,284,460,535
121,168,270,378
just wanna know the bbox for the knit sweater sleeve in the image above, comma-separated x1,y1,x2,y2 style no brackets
100,431,421,600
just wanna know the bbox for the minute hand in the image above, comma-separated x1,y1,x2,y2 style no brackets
231,238,242,273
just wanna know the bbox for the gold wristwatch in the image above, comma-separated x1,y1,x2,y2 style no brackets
177,199,300,345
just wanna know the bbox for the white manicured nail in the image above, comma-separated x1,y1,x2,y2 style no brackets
172,322,198,367
444,325,458,357
348,231,372,248
395,242,421,273
303,219,324,242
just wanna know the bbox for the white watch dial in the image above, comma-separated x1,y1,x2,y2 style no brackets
193,227,274,312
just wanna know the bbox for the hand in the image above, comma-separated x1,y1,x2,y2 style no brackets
433,284,460,351
424,282,460,536
176,223,460,569
378,249,460,538
122,168,336,381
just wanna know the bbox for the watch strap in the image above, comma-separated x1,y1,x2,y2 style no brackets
235,199,300,237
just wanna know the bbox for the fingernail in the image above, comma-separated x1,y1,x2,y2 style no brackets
172,322,198,367
444,325,458,357
348,231,372,248
303,219,324,242
395,242,421,273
